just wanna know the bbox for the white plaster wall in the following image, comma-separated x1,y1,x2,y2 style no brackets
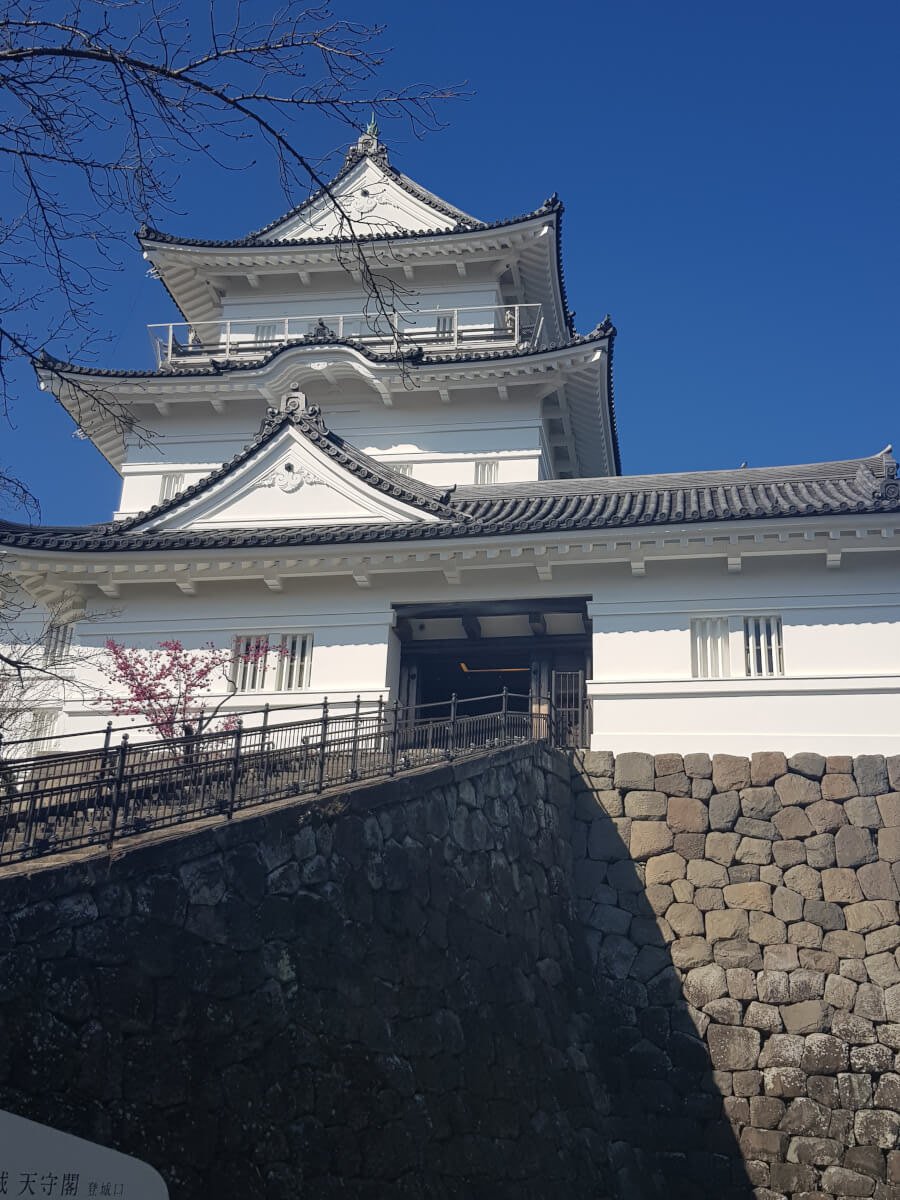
116,394,545,514
0,582,103,750
30,544,900,757
586,554,900,754
220,285,501,327
589,683,900,756
49,579,397,747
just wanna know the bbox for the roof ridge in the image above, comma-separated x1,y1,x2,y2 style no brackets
452,454,894,500
245,142,483,242
136,198,560,252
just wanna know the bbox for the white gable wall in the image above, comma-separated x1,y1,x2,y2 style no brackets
115,394,545,517
266,157,459,241
136,424,439,531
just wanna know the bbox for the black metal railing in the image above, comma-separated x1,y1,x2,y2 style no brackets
0,690,564,866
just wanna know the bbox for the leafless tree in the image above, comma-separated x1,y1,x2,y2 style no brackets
0,0,459,690
0,0,459,506
0,580,93,750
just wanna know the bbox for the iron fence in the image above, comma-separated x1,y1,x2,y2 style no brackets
0,690,556,866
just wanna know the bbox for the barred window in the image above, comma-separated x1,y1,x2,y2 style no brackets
159,472,185,502
744,615,784,678
232,634,270,692
690,617,730,680
392,462,414,477
30,710,59,749
474,459,499,485
43,623,73,665
232,633,311,692
275,634,311,691
691,615,785,679
253,321,279,344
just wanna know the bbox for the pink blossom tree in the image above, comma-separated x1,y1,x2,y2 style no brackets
100,638,268,742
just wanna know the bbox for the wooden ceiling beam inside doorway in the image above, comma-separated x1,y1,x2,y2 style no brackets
394,596,588,622
462,614,482,640
528,612,547,636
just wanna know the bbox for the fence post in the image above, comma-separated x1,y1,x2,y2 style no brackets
93,720,114,811
349,694,361,780
107,735,129,848
389,701,400,775
447,693,458,760
228,720,243,818
501,686,509,744
316,697,329,792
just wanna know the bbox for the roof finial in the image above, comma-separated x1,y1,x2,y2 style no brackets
345,112,388,167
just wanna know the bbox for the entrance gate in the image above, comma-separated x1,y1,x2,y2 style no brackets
394,598,592,749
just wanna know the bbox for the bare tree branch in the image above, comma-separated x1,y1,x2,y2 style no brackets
0,0,463,518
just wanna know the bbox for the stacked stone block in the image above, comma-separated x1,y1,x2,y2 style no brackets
571,749,900,1200
0,745,617,1199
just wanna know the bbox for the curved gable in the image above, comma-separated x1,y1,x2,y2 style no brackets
122,408,460,533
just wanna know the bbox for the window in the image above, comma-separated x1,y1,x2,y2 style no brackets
31,710,59,749
159,472,185,502
232,635,270,692
253,322,279,344
232,633,311,692
392,462,414,477
434,314,454,342
691,617,730,680
43,623,73,666
691,614,785,679
744,615,784,678
275,634,311,691
474,459,499,485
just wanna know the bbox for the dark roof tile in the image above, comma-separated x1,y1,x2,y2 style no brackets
2,448,896,554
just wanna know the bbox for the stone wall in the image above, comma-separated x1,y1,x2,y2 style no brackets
571,748,900,1200
3,743,899,1198
0,745,628,1199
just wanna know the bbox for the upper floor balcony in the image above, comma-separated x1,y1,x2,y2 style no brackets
148,303,545,371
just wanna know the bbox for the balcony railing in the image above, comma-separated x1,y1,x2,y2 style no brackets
148,304,544,369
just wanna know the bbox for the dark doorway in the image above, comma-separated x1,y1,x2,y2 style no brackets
416,644,532,717
395,598,591,743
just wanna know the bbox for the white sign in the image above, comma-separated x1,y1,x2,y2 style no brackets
0,1110,168,1198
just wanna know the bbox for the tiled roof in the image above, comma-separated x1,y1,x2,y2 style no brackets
35,320,612,382
243,148,482,241
137,196,558,251
2,432,895,554
115,406,463,531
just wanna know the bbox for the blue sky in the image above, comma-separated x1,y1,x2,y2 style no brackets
5,0,898,524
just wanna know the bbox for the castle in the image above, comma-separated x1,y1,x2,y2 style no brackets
3,125,899,753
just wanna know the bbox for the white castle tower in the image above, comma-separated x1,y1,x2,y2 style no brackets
3,128,899,754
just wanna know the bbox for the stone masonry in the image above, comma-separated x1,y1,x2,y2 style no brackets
0,745,624,1199
571,748,900,1200
1,743,899,1197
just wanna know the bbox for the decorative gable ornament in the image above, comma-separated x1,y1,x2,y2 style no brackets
258,458,323,493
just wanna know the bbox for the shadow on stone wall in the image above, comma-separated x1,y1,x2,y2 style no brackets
0,746,619,1199
566,751,754,1199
